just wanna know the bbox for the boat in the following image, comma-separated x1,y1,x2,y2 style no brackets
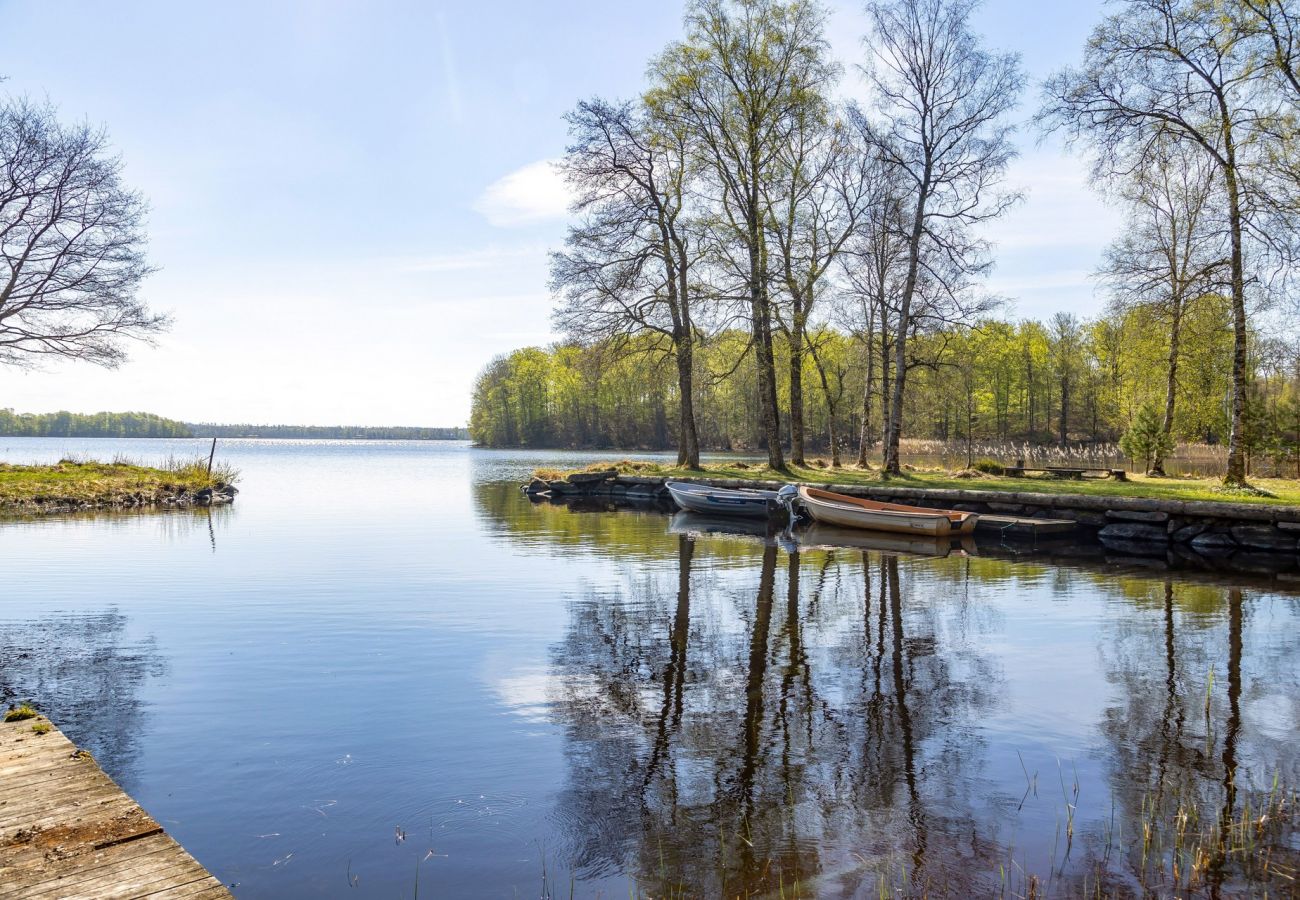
796,486,978,536
665,481,785,518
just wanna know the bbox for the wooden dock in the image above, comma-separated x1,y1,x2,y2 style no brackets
974,514,1077,538
0,714,230,900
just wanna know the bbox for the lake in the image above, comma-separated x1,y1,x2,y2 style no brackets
1,438,1296,897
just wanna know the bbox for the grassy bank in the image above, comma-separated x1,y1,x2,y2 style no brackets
537,460,1300,507
0,457,238,512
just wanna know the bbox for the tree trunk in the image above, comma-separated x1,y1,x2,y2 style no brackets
749,206,785,471
858,349,875,467
789,314,806,466
1059,374,1069,446
1151,297,1183,477
675,329,700,468
880,317,892,466
885,185,929,475
1223,164,1249,486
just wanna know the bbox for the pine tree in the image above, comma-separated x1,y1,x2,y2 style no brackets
1120,403,1174,475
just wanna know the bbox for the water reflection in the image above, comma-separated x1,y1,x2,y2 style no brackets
493,487,1300,896
0,610,165,788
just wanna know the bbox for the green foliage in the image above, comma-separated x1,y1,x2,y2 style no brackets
1120,404,1175,473
972,458,1005,475
187,423,467,440
0,409,191,438
470,305,1292,468
4,703,37,722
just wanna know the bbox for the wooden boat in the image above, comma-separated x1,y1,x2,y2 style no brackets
665,481,782,518
797,486,978,536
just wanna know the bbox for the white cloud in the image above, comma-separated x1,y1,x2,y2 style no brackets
473,159,570,227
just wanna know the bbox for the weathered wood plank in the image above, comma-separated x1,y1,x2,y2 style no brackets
0,716,229,899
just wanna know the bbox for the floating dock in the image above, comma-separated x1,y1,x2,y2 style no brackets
0,714,230,900
974,514,1077,538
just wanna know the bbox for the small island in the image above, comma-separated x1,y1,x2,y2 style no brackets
0,458,237,515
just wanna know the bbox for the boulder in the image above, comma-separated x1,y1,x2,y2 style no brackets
1276,520,1300,533
1098,522,1168,543
1169,523,1207,543
1229,525,1298,552
524,479,549,494
1105,509,1169,523
1190,531,1237,552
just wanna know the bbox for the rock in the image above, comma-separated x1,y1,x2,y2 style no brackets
987,502,1024,514
1169,523,1207,543
1105,509,1169,523
547,481,578,494
1229,525,1298,552
1276,520,1300,533
567,470,616,485
524,479,549,494
1191,531,1237,551
1099,523,1168,543
1057,509,1107,526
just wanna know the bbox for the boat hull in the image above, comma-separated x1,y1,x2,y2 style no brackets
666,482,779,518
798,486,966,536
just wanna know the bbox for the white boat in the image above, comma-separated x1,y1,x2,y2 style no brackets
797,486,978,536
665,481,784,518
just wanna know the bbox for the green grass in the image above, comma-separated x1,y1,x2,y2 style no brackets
539,459,1300,507
4,703,37,722
0,456,238,510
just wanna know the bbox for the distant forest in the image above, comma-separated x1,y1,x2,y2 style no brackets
186,423,469,440
0,410,467,440
0,409,190,438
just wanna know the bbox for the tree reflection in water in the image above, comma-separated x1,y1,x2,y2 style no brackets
0,610,164,788
543,525,1298,897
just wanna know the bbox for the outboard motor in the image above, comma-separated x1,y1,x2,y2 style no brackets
775,483,801,520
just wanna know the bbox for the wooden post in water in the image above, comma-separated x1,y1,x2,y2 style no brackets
206,437,217,477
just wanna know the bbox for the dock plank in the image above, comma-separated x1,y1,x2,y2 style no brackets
0,717,230,900
975,514,1077,536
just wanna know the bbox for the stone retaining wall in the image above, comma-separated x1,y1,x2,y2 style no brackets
527,473,1300,555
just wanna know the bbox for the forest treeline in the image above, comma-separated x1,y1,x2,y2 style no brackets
469,0,1300,483
470,299,1300,475
0,410,468,441
185,423,468,440
0,409,190,438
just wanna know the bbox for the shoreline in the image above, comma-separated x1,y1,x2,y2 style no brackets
0,461,237,516
528,466,1300,558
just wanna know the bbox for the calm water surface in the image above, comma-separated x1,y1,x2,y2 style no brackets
1,439,1297,897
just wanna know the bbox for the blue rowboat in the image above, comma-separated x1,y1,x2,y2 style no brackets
665,481,786,518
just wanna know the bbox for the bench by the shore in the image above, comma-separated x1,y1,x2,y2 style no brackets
1004,465,1127,481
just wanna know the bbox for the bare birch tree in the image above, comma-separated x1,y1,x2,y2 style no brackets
766,113,871,465
860,0,1023,475
0,98,163,368
1039,0,1280,485
1099,141,1227,474
551,98,704,467
649,0,837,471
838,142,911,467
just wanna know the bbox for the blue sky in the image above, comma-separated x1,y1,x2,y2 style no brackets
0,0,1115,426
